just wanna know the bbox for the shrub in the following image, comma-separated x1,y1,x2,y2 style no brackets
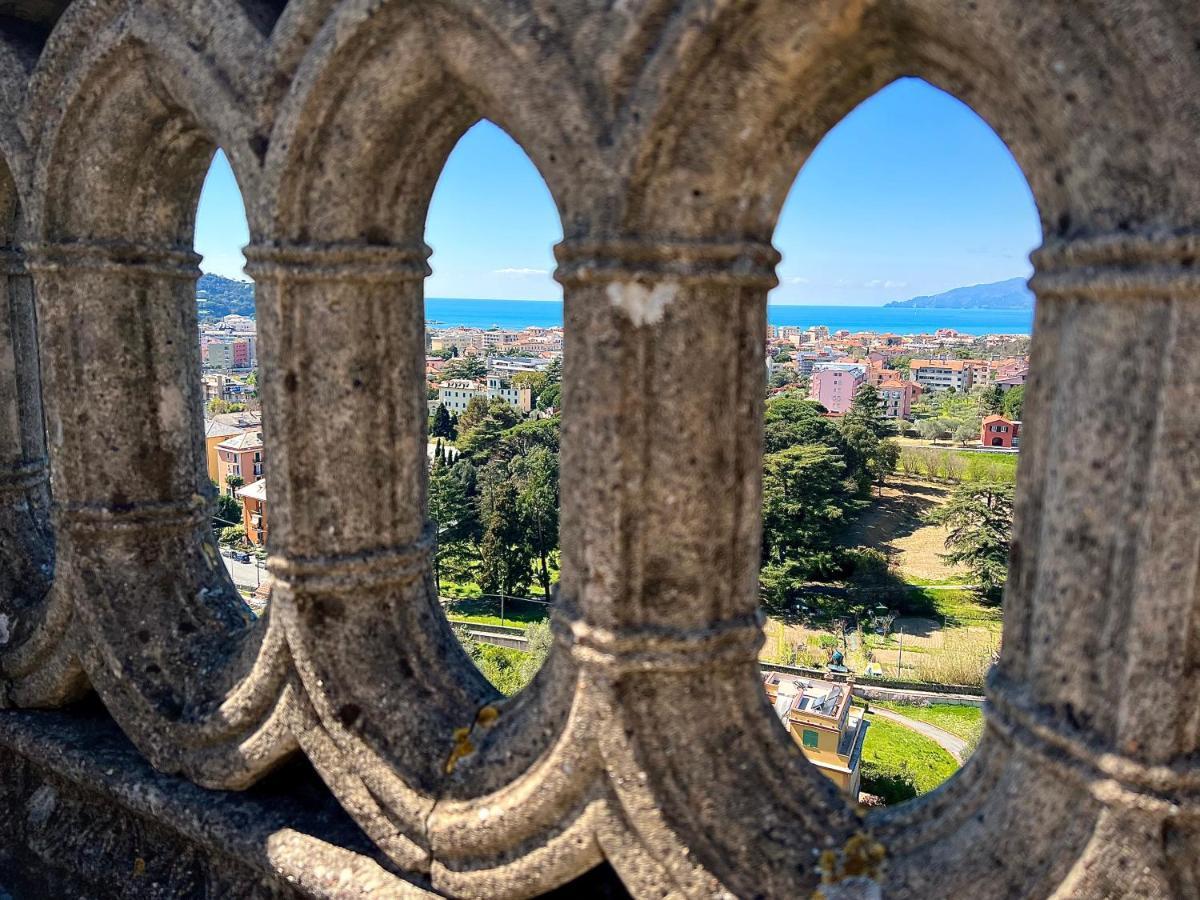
219,524,245,545
859,760,918,805
842,547,890,582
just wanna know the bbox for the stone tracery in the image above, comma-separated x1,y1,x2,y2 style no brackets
0,1,1198,896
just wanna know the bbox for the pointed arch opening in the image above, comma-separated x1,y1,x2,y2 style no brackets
424,120,564,697
758,78,1041,807
194,148,268,607
27,41,292,786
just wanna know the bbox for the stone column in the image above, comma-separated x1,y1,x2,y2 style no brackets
983,231,1200,895
24,239,288,785
554,237,865,897
247,241,497,869
0,244,64,705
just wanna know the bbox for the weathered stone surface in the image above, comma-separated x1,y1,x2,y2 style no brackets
0,0,1196,896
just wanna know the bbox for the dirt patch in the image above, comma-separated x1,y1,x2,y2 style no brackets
891,616,944,648
841,477,966,582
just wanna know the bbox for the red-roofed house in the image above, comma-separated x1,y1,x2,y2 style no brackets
981,415,1021,448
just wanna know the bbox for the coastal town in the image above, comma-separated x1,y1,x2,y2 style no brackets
198,311,1026,804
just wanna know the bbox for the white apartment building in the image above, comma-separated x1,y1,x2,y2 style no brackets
489,356,552,376
909,359,974,392
438,376,533,414
487,376,533,413
438,378,486,413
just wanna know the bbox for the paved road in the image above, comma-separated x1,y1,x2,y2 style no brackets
221,554,266,590
867,707,969,762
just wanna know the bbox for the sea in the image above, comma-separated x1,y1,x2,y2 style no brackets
425,298,1033,336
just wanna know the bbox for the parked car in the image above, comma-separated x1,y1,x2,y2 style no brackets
231,551,251,563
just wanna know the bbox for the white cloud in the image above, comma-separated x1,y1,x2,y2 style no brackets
495,267,549,277
785,276,812,285
864,279,908,289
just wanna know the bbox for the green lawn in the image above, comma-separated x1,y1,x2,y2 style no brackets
897,586,1002,628
861,714,959,796
445,596,550,627
872,701,984,748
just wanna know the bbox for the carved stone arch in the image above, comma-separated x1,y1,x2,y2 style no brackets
16,20,296,790
25,1,269,235
252,4,615,893
568,1,1200,897
0,63,77,709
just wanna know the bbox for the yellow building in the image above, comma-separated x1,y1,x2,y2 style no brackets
763,672,868,796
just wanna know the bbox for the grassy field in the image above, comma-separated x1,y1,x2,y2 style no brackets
861,714,959,796
872,701,985,749
839,477,963,581
895,445,1018,484
762,474,1004,687
445,595,550,627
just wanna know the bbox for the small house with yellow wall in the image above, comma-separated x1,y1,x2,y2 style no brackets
762,671,868,797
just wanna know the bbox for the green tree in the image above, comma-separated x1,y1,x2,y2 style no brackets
430,403,455,439
838,386,896,495
512,446,559,598
212,492,242,533
219,524,246,545
491,417,561,463
768,369,800,391
478,476,533,598
456,395,492,434
442,356,487,380
761,444,848,568
459,399,521,457
978,384,1005,416
926,482,1015,601
869,439,901,492
207,397,246,415
842,384,893,440
429,457,478,591
534,358,563,411
916,418,944,443
763,394,841,452
1002,385,1025,420
954,422,979,446
225,474,245,495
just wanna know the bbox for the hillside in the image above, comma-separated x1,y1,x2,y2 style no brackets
196,273,255,321
884,277,1032,310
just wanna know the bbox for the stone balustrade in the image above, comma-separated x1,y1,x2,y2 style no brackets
1,1,1198,897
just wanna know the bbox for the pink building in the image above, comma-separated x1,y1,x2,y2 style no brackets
878,380,917,419
808,367,865,414
232,339,251,368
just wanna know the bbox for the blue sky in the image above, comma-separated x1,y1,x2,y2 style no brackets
194,78,1041,307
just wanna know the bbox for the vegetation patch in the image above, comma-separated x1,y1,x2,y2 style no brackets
860,714,959,799
872,701,985,753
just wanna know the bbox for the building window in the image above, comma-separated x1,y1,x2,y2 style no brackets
802,729,819,749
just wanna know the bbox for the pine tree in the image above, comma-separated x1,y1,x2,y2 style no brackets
512,446,559,598
430,403,454,439
926,481,1015,602
478,477,533,598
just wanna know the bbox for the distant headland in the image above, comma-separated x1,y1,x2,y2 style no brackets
884,277,1033,310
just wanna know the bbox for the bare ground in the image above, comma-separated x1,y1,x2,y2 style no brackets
840,477,966,582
